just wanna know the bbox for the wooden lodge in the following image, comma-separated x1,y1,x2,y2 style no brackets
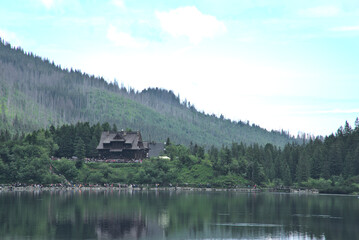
96,131,149,160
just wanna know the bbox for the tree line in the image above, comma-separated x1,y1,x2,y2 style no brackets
0,120,358,193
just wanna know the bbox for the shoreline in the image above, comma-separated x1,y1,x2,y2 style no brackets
0,185,320,194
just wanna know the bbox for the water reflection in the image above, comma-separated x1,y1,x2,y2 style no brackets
0,190,358,239
96,217,147,239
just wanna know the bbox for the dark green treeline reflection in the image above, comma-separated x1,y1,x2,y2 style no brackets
0,191,358,239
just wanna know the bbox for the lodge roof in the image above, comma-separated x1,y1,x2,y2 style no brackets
96,131,148,151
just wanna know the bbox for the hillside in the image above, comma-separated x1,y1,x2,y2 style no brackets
0,39,298,147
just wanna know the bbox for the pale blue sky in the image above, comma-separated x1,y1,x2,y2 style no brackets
1,0,359,136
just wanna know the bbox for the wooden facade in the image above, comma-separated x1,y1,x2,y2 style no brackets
96,131,149,160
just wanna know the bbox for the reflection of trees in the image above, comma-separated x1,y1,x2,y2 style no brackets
0,191,358,239
96,217,146,239
0,191,163,240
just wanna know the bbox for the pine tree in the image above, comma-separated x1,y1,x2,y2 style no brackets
87,135,99,158
311,147,323,179
101,122,111,132
343,121,352,136
329,141,343,176
74,137,85,169
112,123,118,132
74,137,85,160
197,146,204,159
343,150,355,177
166,137,171,146
282,163,292,186
296,152,309,182
264,143,275,180
355,117,359,130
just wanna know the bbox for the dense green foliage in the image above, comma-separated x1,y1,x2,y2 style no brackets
0,122,250,187
0,120,359,193
0,39,297,147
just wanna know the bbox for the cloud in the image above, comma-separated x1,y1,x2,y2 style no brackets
156,6,226,44
319,109,359,114
299,6,341,17
331,26,359,31
41,0,55,9
294,108,359,115
0,29,21,46
107,25,148,48
112,0,125,9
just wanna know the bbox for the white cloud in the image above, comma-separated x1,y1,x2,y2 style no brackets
41,0,54,9
0,29,21,46
106,25,148,48
318,109,359,114
331,26,359,31
156,6,226,44
299,6,341,17
112,0,125,9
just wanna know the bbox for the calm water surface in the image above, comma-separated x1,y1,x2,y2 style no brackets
0,190,358,239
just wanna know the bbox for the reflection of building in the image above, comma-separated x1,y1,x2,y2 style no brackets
158,210,169,228
96,131,149,160
96,216,163,240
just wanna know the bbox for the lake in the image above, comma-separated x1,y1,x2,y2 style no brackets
0,190,358,239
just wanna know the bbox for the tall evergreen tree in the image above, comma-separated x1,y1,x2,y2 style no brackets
74,137,85,160
101,122,111,132
282,163,292,186
311,147,323,179
329,141,343,176
296,152,309,182
87,135,99,158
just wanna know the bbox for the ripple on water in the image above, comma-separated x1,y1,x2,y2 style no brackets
213,223,283,227
292,214,342,219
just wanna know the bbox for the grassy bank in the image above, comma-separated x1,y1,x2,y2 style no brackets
50,158,250,189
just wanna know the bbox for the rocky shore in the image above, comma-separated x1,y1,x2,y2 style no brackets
0,184,320,194
0,184,264,193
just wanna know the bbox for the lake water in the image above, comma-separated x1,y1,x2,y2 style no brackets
0,190,358,239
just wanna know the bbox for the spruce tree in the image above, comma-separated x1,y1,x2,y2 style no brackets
112,123,118,132
87,135,99,158
74,137,85,169
282,164,292,186
166,137,171,146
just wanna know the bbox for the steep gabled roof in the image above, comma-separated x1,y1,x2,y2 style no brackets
97,132,116,149
97,131,148,150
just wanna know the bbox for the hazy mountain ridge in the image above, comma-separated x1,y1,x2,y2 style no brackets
0,39,297,147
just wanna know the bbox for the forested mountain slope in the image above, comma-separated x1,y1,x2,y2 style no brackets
0,39,297,147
